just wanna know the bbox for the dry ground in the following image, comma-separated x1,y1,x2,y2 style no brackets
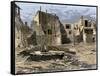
15,42,97,74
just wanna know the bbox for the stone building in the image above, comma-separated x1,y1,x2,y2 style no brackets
31,10,63,46
15,4,31,49
73,16,96,43
31,10,95,46
63,16,96,44
15,4,24,49
63,23,73,43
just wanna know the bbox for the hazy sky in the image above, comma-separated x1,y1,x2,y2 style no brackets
15,2,97,26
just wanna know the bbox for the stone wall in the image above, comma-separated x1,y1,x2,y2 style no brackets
31,11,62,46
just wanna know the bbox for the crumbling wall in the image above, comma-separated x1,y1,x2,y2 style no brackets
73,16,96,43
32,11,62,46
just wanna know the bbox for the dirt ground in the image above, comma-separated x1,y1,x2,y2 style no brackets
15,42,97,74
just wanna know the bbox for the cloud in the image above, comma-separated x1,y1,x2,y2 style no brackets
15,2,96,25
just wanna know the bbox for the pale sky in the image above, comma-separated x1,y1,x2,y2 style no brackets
15,2,97,26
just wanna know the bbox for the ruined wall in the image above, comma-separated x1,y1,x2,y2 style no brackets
63,23,73,43
15,6,32,49
31,11,62,46
74,17,96,43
